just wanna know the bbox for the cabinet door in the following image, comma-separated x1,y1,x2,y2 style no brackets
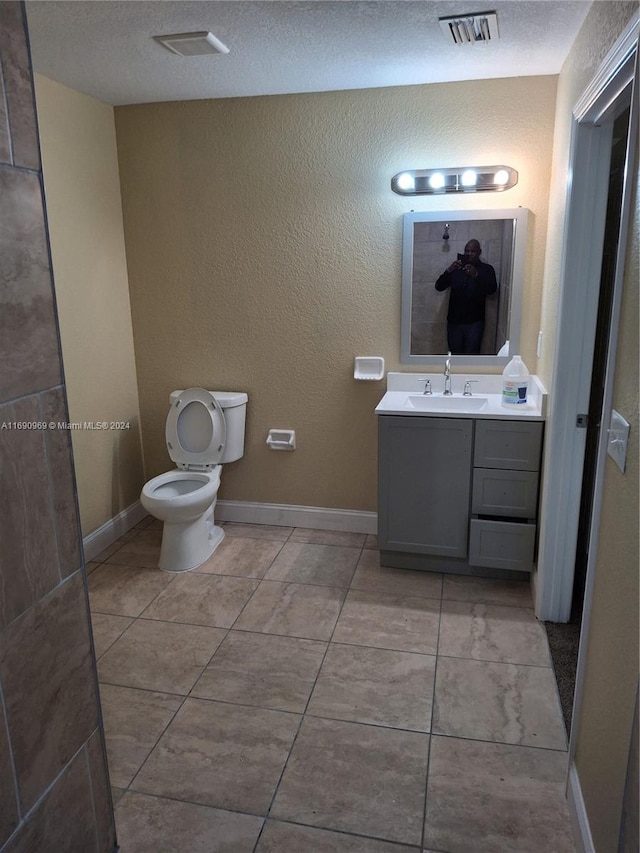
474,420,543,471
378,416,472,557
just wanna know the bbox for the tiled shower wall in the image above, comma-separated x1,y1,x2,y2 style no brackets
0,3,115,850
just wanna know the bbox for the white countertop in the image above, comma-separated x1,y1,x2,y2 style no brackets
375,373,547,420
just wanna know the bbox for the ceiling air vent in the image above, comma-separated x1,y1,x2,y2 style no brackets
439,11,499,45
153,32,230,56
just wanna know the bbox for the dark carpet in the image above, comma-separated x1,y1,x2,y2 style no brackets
544,615,582,736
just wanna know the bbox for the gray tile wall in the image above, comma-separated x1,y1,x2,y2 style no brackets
0,3,116,850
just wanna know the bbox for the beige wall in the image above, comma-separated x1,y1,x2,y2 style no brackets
115,76,557,511
537,0,639,388
34,75,144,536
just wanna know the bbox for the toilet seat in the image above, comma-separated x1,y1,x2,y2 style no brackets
166,388,226,470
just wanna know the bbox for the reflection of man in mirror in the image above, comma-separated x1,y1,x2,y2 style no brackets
435,239,497,354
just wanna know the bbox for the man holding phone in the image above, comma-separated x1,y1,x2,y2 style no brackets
435,238,498,354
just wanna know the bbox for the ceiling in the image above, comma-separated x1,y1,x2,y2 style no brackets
25,1,592,107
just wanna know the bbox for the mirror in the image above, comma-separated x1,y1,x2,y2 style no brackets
400,208,528,365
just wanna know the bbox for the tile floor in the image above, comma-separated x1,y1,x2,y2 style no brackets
87,519,577,852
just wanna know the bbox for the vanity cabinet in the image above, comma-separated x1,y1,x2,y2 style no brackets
378,416,472,558
378,415,543,577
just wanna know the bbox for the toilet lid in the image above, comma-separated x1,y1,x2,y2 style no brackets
165,388,226,470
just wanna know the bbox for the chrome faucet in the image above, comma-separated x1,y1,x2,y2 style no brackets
423,379,432,395
443,352,453,395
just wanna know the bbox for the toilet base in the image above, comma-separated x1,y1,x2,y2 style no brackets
158,513,225,573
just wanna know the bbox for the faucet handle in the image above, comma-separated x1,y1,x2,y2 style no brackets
463,380,479,396
423,380,432,395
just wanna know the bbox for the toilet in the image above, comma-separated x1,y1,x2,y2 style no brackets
140,388,248,572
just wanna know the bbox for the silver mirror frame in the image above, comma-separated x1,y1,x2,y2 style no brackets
400,208,529,366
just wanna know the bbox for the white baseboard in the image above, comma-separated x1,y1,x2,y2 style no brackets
216,500,377,535
567,761,595,853
82,500,148,562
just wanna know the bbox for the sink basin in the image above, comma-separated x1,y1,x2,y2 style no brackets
404,395,489,412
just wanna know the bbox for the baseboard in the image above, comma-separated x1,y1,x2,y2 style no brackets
216,500,377,535
82,500,148,562
567,761,595,853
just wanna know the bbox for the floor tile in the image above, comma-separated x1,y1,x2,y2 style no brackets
100,684,183,787
140,573,258,628
233,580,346,641
111,786,125,806
89,612,134,659
332,589,440,654
364,534,378,550
192,630,326,712
265,542,360,587
88,563,172,617
423,736,575,852
307,643,435,731
105,530,163,569
132,698,300,814
116,791,263,852
98,619,226,694
256,820,420,851
290,528,367,548
433,656,566,749
271,716,429,845
442,574,533,609
221,523,293,540
93,533,138,563
351,549,443,599
438,600,551,666
194,536,284,578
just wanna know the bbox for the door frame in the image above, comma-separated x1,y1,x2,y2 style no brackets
535,12,639,624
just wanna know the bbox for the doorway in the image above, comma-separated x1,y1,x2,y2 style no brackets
544,102,632,735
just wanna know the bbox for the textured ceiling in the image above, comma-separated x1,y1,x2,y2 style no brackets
26,1,592,106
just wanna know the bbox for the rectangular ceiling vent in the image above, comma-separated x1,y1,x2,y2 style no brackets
439,11,499,45
154,32,230,57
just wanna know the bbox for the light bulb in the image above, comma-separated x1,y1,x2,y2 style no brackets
461,169,477,187
428,172,445,190
396,172,415,191
494,169,510,185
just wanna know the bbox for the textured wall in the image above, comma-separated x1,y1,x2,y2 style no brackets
0,4,115,850
115,75,557,511
33,74,144,537
537,0,639,389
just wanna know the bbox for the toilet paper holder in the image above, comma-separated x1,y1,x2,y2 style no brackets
266,429,296,451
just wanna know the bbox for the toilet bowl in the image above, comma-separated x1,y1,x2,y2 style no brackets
140,388,248,572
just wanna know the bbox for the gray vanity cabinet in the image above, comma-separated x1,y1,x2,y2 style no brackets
378,415,543,577
378,416,472,558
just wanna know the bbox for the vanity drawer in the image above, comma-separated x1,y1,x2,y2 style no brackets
468,519,536,572
472,468,539,518
474,420,543,471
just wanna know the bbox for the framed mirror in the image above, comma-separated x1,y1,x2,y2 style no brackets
400,208,529,366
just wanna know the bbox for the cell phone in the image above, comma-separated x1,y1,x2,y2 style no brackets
457,253,468,264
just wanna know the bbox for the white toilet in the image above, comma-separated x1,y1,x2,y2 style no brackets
140,388,248,572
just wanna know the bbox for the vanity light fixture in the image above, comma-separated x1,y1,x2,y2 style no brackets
390,165,518,195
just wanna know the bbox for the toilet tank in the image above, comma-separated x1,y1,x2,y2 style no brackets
211,391,247,463
169,390,248,464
